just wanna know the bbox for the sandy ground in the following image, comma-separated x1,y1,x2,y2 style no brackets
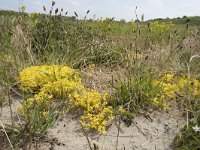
44,109,185,150
0,66,187,150
0,70,187,150
1,98,186,150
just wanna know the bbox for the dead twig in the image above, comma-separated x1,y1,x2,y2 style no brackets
0,119,14,150
80,123,93,150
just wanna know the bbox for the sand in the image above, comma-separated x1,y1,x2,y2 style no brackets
1,99,185,150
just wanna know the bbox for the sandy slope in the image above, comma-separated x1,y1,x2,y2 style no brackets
0,85,186,150
43,109,185,150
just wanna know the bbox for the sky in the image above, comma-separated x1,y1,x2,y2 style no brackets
0,0,200,21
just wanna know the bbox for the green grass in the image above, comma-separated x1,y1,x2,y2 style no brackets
173,113,200,150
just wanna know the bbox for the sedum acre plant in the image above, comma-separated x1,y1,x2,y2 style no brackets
111,72,200,120
150,21,175,33
153,74,200,110
18,65,113,134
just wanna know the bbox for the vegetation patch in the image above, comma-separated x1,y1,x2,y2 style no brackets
18,65,113,134
0,1,200,148
173,113,200,150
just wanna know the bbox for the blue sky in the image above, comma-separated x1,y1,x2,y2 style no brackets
0,0,199,21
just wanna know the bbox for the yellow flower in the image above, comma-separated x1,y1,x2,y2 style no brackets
118,106,127,113
161,74,174,82
127,53,143,59
89,64,95,68
18,65,113,133
153,97,159,105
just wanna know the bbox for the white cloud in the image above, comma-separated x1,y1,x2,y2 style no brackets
58,0,81,7
147,0,162,7
70,1,81,6
108,0,117,4
34,1,43,7
29,1,47,12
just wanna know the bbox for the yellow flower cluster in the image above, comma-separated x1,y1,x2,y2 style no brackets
127,53,143,60
19,65,76,92
153,74,200,109
28,13,39,19
18,65,113,133
80,93,113,134
150,21,175,33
